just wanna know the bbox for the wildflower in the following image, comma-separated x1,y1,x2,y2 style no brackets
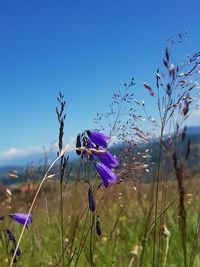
94,150,119,168
94,162,117,188
88,188,96,212
87,130,110,148
76,130,119,188
9,213,32,227
7,229,21,257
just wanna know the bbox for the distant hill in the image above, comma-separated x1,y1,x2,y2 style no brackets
0,126,199,185
187,126,200,135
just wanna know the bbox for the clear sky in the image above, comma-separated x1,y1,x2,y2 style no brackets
0,0,200,165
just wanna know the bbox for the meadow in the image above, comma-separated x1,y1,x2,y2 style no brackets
0,37,200,267
1,178,200,267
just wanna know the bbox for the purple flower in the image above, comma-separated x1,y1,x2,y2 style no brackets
88,188,96,212
95,151,119,168
7,229,21,257
94,162,118,188
10,213,32,227
87,130,110,148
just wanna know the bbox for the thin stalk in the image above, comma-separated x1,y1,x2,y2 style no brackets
57,93,67,267
2,218,9,264
89,212,95,267
152,127,164,267
139,196,177,267
73,208,90,267
173,153,188,267
128,255,136,267
139,202,154,267
189,212,200,267
148,196,178,237
60,157,64,267
158,162,168,266
163,235,170,267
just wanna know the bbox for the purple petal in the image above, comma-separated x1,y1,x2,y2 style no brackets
7,229,21,256
94,162,118,187
87,130,110,148
10,213,32,227
95,151,119,168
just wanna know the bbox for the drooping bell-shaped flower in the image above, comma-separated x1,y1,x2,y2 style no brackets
10,213,32,228
88,188,96,212
7,229,21,257
95,150,119,168
87,130,110,148
94,162,118,188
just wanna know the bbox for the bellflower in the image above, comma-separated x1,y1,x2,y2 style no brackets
94,150,119,168
86,130,110,148
10,213,32,227
7,229,21,257
94,162,118,188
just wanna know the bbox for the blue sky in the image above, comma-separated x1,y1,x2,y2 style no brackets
0,0,200,165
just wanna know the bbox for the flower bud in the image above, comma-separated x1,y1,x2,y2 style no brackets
76,134,82,155
88,188,96,212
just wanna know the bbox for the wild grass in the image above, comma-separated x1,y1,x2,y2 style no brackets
1,178,200,267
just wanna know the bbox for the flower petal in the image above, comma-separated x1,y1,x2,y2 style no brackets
87,130,110,148
95,151,119,168
94,162,117,187
10,213,32,227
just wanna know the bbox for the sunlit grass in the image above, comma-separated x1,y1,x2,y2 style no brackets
0,178,200,266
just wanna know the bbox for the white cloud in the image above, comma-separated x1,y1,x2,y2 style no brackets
0,140,74,165
0,147,44,161
188,99,200,125
193,107,200,116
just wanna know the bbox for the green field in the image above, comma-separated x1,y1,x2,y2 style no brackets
1,176,200,267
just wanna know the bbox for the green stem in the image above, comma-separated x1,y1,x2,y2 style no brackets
59,151,66,267
163,235,170,267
